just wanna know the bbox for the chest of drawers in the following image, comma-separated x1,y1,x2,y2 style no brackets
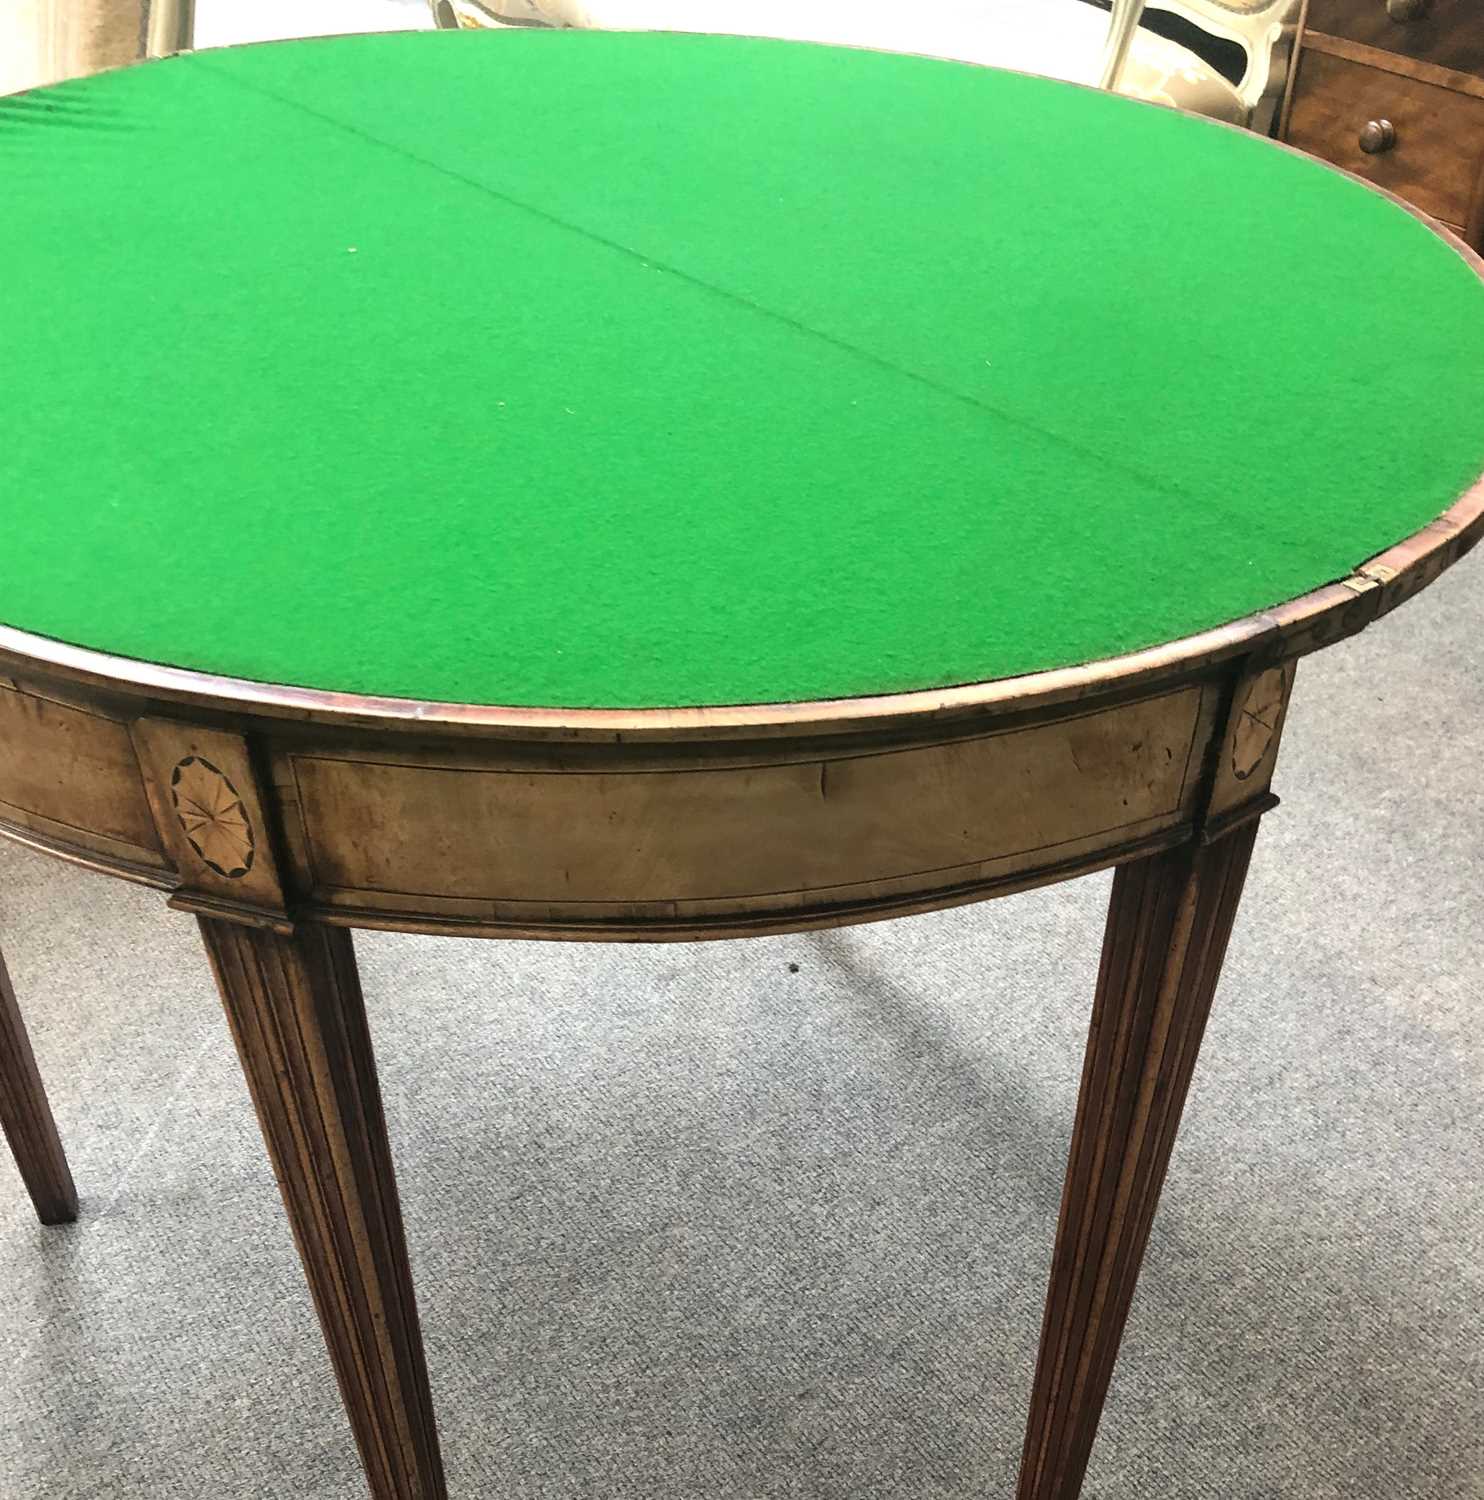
1283,0,1484,247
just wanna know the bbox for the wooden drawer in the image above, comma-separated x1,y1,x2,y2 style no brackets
1286,47,1484,230
1306,0,1484,77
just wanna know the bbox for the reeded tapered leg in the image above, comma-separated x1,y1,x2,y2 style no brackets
1017,822,1260,1500
200,918,447,1500
0,943,78,1225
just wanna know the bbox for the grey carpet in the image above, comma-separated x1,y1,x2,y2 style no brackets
3,557,1481,1500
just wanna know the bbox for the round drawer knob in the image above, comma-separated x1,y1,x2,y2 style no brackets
1386,0,1431,20
1359,118,1397,154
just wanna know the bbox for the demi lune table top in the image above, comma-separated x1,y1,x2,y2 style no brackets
3,28,1484,712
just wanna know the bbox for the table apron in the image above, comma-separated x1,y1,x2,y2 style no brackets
0,669,1276,938
267,683,1223,937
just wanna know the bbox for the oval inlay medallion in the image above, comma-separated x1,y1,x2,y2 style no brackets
1231,668,1286,782
170,756,256,878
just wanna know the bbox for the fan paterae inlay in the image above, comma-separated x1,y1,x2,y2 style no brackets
169,756,256,879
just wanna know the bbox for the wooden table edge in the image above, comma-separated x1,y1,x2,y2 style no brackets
0,470,1478,743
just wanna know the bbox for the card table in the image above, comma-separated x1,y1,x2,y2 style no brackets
2,30,1482,1500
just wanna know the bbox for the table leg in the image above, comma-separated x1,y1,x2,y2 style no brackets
1016,822,1260,1500
199,917,447,1500
0,942,78,1225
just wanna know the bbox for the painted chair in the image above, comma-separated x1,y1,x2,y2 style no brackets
429,0,1305,133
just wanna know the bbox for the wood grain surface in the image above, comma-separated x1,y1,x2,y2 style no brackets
1307,0,1484,75
1286,43,1484,228
200,917,447,1500
0,678,167,878
1016,822,1262,1500
0,941,77,1225
272,686,1215,939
